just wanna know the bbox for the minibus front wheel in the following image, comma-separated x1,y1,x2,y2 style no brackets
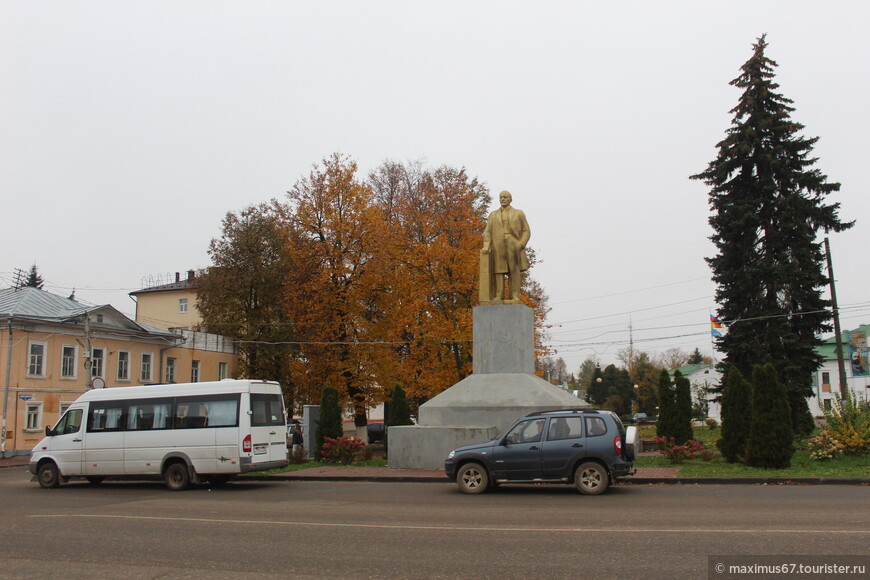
37,461,61,489
164,461,191,491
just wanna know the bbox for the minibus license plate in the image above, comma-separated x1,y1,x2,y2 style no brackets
254,443,268,455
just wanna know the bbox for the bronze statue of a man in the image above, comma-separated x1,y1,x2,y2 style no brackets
480,190,530,303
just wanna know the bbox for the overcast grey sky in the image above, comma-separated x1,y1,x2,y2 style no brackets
2,1,868,373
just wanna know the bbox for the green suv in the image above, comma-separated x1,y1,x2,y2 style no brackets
444,409,640,495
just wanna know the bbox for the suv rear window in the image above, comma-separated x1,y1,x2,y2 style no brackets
585,416,607,437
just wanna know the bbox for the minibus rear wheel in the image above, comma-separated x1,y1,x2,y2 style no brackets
164,462,191,491
37,462,60,489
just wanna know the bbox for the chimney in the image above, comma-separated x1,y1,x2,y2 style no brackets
187,270,195,281
175,272,180,282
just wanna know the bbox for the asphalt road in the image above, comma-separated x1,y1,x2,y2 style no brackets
2,468,868,579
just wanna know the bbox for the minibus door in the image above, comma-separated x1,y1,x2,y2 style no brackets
46,407,85,476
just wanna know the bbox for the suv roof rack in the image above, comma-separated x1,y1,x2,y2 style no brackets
523,408,601,418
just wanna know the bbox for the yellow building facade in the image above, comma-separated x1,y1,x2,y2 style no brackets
0,286,238,456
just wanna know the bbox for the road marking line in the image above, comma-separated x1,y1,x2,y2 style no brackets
28,514,869,534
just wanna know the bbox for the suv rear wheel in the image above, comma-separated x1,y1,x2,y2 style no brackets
456,462,489,494
574,462,608,495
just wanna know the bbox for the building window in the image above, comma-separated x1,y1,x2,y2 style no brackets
218,362,228,380
28,341,47,377
91,348,105,378
117,350,130,381
141,353,153,382
61,345,77,378
165,358,176,383
25,402,43,431
191,360,200,383
60,402,71,416
179,298,188,313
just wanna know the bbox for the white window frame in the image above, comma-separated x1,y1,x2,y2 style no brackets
190,360,200,383
218,362,228,381
179,298,188,313
141,352,154,383
28,341,47,377
61,344,78,379
60,402,71,416
165,357,176,383
25,402,43,432
117,350,131,381
91,347,106,379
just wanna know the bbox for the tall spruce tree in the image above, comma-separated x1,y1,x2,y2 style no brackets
717,367,752,463
745,363,794,468
24,265,45,289
672,371,694,444
692,35,853,434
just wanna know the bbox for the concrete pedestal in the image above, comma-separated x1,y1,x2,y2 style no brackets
388,304,588,469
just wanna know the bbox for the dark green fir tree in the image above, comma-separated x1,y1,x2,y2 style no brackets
315,386,343,460
717,367,752,463
655,370,675,440
585,365,606,407
384,385,413,451
25,265,45,289
672,371,694,444
745,364,794,468
691,35,853,435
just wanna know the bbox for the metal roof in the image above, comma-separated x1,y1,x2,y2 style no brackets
0,286,179,339
0,286,92,320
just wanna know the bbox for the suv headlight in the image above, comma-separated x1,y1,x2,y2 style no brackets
447,450,455,459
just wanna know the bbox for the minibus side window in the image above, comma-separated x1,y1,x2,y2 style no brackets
54,409,83,435
251,394,285,427
88,404,125,432
175,394,239,429
127,400,173,430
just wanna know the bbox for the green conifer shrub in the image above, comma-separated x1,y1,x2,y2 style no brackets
315,386,343,460
745,364,794,468
672,371,694,444
717,367,752,463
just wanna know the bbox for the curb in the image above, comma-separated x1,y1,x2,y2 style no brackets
240,474,870,485
240,474,449,483
621,477,870,486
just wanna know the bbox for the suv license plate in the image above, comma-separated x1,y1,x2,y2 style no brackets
253,444,268,455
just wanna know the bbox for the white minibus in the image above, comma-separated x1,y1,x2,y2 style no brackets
29,379,289,490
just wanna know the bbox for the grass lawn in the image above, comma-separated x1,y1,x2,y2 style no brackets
635,425,869,478
250,458,389,475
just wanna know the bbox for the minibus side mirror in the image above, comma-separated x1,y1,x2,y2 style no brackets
45,425,55,437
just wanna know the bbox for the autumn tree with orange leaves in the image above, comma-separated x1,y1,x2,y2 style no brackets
366,161,490,401
282,153,381,426
200,153,552,421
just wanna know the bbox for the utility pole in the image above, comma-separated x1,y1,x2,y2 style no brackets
824,236,848,397
2,318,13,458
83,312,92,390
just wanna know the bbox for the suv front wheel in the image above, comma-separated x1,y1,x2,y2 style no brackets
456,462,490,494
574,462,609,495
